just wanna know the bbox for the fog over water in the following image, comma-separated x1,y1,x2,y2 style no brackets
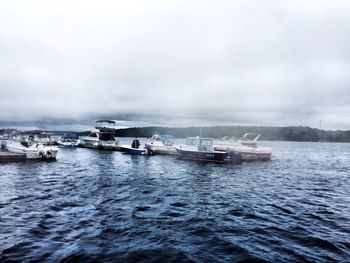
0,0,350,130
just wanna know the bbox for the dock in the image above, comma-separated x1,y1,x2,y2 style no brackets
0,151,26,162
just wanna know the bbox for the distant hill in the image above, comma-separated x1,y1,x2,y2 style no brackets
1,126,350,142
115,126,350,142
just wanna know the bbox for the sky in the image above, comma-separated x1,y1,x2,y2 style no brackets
0,0,349,130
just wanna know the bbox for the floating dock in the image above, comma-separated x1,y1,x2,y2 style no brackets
0,151,26,162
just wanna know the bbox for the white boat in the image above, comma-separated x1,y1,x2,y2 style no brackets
5,140,58,160
214,133,272,161
175,136,241,163
145,134,177,155
57,132,79,148
80,120,120,150
35,132,58,146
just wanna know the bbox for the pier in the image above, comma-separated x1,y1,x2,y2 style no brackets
0,151,26,162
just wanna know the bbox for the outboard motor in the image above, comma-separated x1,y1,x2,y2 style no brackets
226,148,242,164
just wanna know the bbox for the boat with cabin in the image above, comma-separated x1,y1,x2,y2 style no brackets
175,136,241,163
36,132,58,146
80,120,120,150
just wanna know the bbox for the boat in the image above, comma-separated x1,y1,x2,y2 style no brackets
5,138,58,160
80,120,120,150
145,134,177,155
58,132,79,148
120,138,151,155
36,132,58,146
227,144,272,161
175,136,241,163
214,133,272,161
120,146,148,155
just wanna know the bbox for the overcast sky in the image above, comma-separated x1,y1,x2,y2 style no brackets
0,0,349,130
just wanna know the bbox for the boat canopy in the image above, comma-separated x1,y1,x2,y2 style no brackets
152,134,175,141
96,120,116,124
95,120,117,130
220,136,240,141
63,132,79,139
241,133,260,141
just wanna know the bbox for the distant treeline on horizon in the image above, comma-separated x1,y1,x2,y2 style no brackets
1,126,350,143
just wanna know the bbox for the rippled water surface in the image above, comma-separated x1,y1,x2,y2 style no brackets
1,140,350,262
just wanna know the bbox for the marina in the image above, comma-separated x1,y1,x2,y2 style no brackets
1,0,349,261
0,120,274,163
1,140,349,262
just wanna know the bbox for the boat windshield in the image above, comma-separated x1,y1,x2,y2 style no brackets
186,138,197,146
99,132,115,141
199,139,212,146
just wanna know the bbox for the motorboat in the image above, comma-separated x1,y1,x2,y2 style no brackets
227,144,272,161
5,138,58,160
120,146,148,155
80,120,120,150
175,136,241,163
238,133,261,147
214,133,272,161
58,132,79,148
120,138,151,155
145,134,177,155
36,132,58,146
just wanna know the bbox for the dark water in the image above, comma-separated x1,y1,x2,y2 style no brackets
1,140,350,262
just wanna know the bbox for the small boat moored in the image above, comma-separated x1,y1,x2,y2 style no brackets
80,120,120,150
5,138,58,160
145,134,177,155
58,132,79,148
176,136,241,163
214,133,272,161
120,138,150,155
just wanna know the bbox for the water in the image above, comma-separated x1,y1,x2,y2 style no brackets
1,140,350,262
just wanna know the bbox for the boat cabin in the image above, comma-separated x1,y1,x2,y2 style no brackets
186,137,214,152
87,129,116,141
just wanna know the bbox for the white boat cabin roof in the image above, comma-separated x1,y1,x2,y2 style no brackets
95,120,117,130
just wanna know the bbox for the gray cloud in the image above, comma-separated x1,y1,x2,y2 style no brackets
0,0,349,130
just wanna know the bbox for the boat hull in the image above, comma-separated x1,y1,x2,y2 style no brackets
6,143,58,160
175,148,227,162
215,145,272,161
58,141,79,148
145,144,177,155
80,138,118,150
121,146,147,155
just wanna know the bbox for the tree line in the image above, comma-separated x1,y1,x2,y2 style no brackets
115,126,350,142
1,126,350,142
